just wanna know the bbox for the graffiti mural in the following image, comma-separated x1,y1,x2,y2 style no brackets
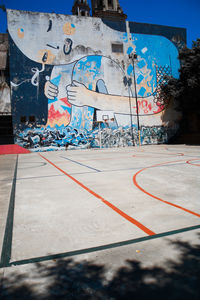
7,10,182,150
15,125,177,151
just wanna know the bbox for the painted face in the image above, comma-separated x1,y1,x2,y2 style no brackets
7,9,127,66
7,10,77,65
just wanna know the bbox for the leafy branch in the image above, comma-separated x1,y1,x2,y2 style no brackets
0,4,6,12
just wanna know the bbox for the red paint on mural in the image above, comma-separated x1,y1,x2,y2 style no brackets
60,97,72,107
133,99,153,114
133,99,165,114
48,104,70,122
153,104,165,114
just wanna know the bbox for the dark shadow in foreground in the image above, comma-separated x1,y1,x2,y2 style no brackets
1,236,200,299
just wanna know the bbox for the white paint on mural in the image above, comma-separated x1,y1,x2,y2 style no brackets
7,9,181,149
141,47,148,54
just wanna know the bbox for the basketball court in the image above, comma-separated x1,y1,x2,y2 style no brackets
0,144,200,274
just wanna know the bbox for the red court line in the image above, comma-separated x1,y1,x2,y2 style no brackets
132,152,184,158
186,159,200,167
39,153,155,236
60,151,184,162
164,146,186,156
0,144,30,155
133,160,200,218
133,150,184,157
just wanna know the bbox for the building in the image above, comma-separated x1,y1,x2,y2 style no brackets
91,0,127,21
4,0,186,150
72,0,90,17
0,33,13,144
0,33,11,114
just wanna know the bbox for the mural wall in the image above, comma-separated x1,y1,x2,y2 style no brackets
7,10,182,151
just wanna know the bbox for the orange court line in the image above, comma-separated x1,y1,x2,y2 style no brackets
186,159,200,167
39,153,156,236
133,159,200,218
132,152,184,158
58,151,184,163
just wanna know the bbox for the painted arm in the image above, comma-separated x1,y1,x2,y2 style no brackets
67,81,135,114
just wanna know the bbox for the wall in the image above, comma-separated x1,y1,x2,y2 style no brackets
7,9,183,151
0,81,11,113
0,33,11,113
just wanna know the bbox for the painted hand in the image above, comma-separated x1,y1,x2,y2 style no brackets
44,80,58,100
67,81,92,107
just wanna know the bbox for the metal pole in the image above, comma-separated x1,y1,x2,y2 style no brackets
129,53,141,146
99,122,102,149
128,82,135,146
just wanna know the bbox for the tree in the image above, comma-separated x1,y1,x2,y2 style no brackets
162,39,200,109
0,4,6,12
161,39,200,138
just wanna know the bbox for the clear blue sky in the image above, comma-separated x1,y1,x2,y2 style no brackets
1,0,200,47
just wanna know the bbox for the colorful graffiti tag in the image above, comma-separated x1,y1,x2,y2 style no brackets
7,10,181,150
15,125,176,151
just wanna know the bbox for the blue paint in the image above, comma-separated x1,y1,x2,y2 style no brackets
137,60,146,69
71,24,75,28
122,32,181,97
122,33,128,43
62,69,73,75
61,105,70,111
137,74,144,84
88,83,93,90
96,79,108,94
74,56,103,84
138,87,146,97
70,107,83,128
51,75,61,87
127,65,133,75
48,98,58,104
127,47,133,55
132,33,180,79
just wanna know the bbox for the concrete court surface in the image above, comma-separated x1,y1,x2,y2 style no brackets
0,144,200,298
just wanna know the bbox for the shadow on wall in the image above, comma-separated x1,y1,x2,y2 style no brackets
161,97,200,145
161,97,182,144
1,235,200,299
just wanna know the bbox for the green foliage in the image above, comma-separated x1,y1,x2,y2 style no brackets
161,38,200,111
0,4,6,12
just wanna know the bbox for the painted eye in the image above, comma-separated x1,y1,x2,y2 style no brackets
42,52,48,63
47,20,52,32
17,28,24,38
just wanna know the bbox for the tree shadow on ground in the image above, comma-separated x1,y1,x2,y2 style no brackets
1,235,200,299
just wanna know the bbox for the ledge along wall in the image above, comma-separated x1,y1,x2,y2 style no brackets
7,9,186,151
